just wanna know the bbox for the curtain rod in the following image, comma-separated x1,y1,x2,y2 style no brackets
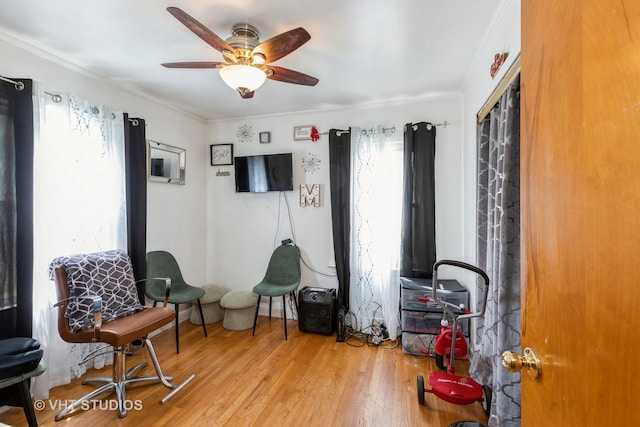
44,91,62,103
319,128,351,136
477,54,521,123
320,128,393,136
410,121,449,131
320,126,397,136
320,121,449,136
0,75,25,91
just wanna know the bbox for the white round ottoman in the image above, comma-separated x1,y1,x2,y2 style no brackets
220,290,258,331
190,284,229,325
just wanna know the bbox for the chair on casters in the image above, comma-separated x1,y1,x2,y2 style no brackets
145,250,207,354
0,338,46,427
50,249,195,420
252,243,301,340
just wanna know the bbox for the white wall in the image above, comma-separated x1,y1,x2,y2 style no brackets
202,0,522,322
459,0,521,303
1,0,521,319
0,34,209,286
206,95,466,316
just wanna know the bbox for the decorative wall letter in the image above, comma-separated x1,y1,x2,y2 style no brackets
300,184,320,207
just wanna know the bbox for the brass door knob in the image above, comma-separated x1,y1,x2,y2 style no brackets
501,347,541,379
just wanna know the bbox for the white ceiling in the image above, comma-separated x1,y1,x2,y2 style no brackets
0,0,502,122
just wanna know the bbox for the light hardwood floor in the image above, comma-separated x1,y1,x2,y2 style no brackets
1,318,488,426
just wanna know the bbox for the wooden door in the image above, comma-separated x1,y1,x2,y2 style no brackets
520,0,640,425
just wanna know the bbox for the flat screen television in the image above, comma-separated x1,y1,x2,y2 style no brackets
234,153,293,192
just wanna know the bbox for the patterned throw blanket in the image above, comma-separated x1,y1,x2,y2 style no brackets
49,249,144,332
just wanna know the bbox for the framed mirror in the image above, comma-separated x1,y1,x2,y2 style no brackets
148,140,185,185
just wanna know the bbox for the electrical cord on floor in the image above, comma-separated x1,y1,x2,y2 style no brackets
271,192,396,348
343,309,399,349
344,327,367,347
345,326,399,349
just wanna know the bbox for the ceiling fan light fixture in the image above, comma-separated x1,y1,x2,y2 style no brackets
219,64,267,92
252,53,267,65
163,8,318,96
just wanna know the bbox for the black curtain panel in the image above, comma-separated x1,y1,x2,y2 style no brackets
328,128,351,311
0,78,34,339
400,122,436,278
123,115,148,304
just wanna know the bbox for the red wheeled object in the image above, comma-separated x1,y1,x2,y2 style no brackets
421,372,484,405
416,260,492,416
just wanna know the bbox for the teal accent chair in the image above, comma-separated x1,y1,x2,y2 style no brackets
252,244,301,340
146,251,207,353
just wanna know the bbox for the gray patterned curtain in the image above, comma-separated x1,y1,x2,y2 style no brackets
470,76,521,427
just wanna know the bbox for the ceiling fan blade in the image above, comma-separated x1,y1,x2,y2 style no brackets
267,66,319,86
253,27,311,63
167,7,234,54
161,61,226,69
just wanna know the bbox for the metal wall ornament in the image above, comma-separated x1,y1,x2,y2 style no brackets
237,124,254,143
301,152,321,173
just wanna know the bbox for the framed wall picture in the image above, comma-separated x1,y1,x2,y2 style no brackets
259,131,271,143
210,143,233,166
293,125,313,141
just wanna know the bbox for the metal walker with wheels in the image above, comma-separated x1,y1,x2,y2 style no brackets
416,260,492,416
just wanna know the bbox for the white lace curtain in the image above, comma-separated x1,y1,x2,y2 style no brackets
31,86,126,398
349,126,403,338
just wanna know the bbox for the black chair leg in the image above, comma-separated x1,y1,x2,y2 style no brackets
268,297,272,320
174,303,180,354
252,296,262,336
196,299,208,337
17,380,38,427
283,295,288,340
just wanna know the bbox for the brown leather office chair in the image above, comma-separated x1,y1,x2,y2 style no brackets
50,249,194,420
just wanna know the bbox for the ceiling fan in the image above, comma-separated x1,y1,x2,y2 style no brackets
161,7,319,99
